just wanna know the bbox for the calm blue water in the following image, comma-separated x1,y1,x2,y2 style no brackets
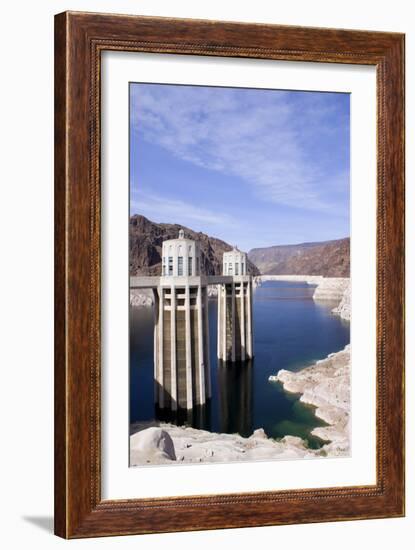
130,281,350,448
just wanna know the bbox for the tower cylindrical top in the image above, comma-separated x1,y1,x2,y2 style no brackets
223,247,248,276
161,231,201,277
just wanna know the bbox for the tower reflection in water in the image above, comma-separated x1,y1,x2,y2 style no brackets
155,396,212,431
217,359,253,438
155,359,253,437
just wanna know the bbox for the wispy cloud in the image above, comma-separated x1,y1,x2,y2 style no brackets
131,84,349,211
131,191,237,229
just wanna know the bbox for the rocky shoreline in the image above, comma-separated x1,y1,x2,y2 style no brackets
254,275,350,321
130,344,351,466
312,277,349,301
255,274,324,285
274,345,350,457
130,289,154,307
332,284,350,321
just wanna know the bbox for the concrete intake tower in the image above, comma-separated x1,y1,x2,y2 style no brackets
130,231,254,415
153,230,211,412
217,248,254,363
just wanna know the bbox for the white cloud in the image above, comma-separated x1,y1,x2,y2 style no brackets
131,85,349,211
131,192,237,229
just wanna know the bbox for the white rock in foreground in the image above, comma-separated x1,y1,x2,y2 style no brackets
130,427,176,464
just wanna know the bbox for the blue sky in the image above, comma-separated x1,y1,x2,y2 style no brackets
130,83,350,251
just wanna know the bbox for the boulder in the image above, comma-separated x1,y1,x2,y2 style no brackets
130,427,176,462
251,428,268,440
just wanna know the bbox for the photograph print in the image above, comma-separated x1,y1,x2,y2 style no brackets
129,82,350,466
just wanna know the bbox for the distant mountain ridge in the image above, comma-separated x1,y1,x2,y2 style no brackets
130,215,260,276
248,238,350,277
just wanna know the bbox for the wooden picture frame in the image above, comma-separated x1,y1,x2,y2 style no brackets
54,11,405,538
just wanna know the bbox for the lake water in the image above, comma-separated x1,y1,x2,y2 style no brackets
130,280,350,448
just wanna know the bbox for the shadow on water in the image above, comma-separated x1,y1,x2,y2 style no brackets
153,378,213,431
217,359,253,438
155,401,212,431
153,363,253,437
130,281,350,449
